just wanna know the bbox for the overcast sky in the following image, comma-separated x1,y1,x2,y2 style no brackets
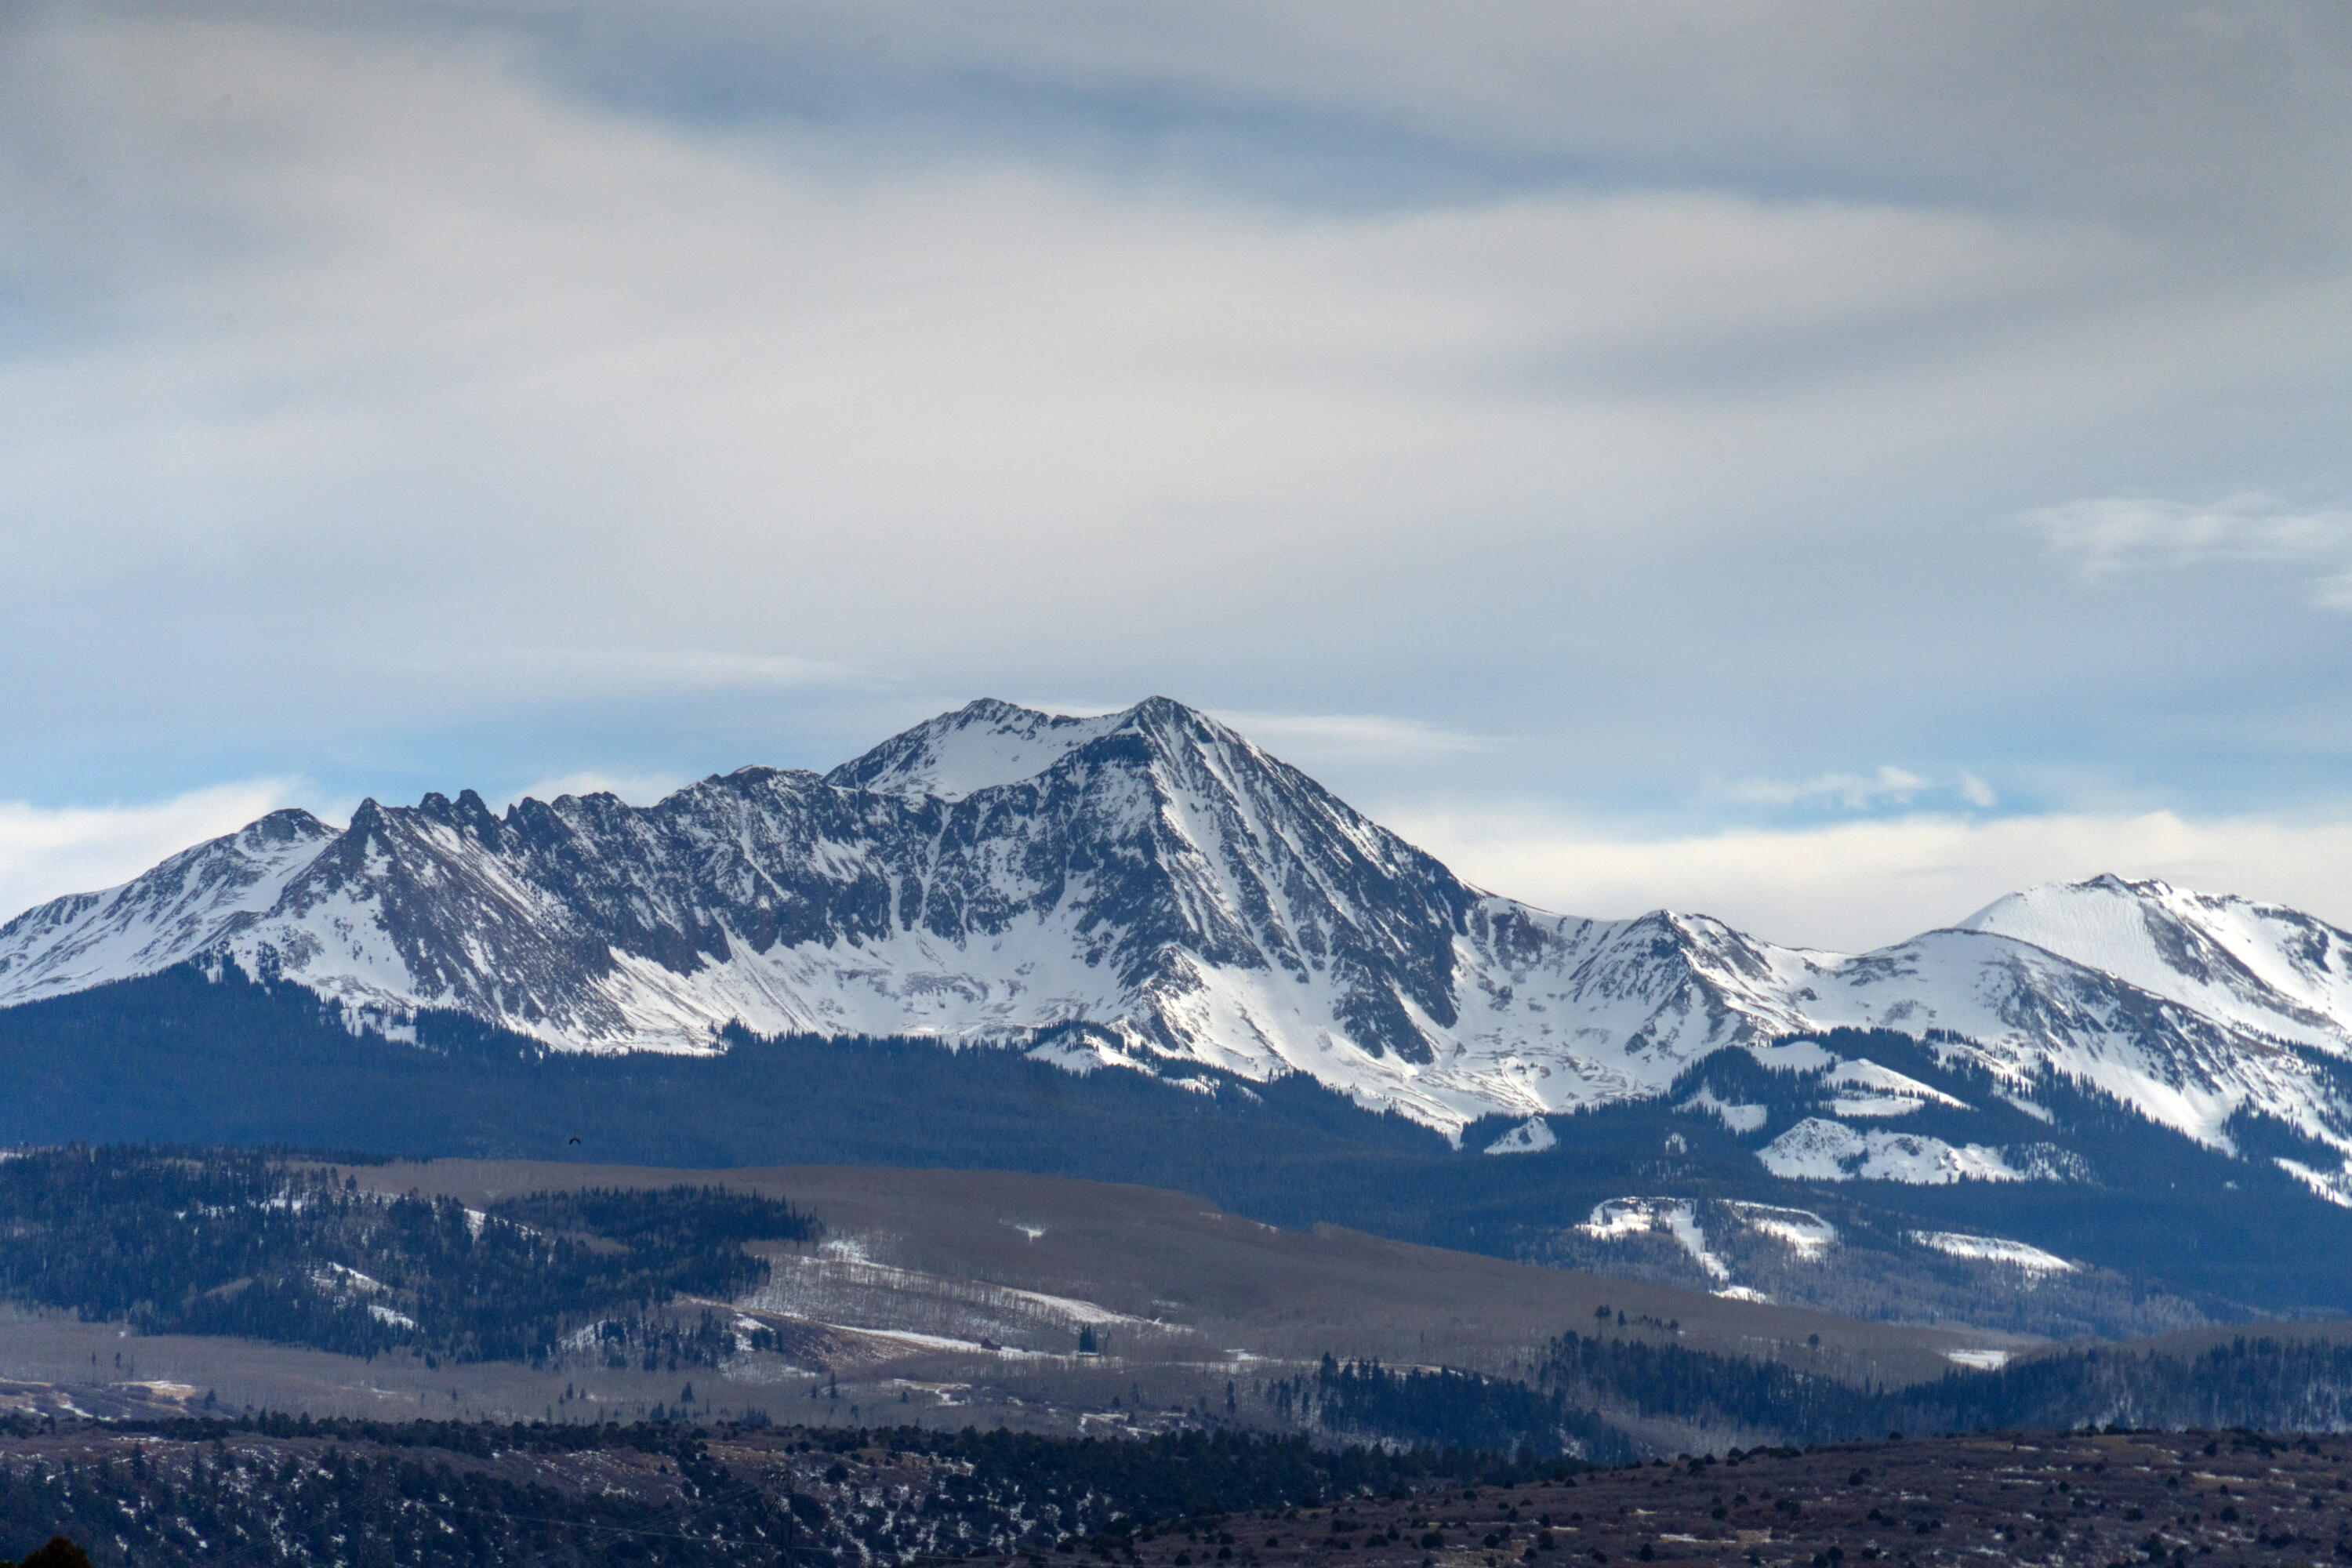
4,2,2350,948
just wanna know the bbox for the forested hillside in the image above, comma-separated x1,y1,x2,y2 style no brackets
9,970,2352,1332
0,1149,818,1366
1269,1332,2352,1456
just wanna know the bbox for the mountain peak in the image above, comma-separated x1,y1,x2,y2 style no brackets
1956,871,2352,1057
1122,693,1222,734
238,808,336,848
1955,873,2162,931
2075,871,2174,897
1954,874,2209,960
823,698,1223,800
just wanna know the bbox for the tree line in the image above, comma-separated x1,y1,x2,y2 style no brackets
1254,1330,2352,1461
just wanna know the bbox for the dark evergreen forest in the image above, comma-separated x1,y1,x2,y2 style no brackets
1264,1333,2352,1457
1268,1357,1637,1465
0,1149,818,1365
8,1390,2352,1568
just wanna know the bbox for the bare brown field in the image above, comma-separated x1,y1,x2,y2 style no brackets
339,1160,2027,1433
0,1160,2041,1437
0,1304,707,1426
359,1160,2030,1374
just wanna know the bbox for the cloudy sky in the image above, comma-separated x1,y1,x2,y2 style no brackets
4,2,2349,948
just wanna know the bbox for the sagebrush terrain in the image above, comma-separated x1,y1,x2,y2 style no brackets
0,1415,2347,1568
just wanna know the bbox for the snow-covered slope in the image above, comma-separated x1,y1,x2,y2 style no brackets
823,699,1124,800
5,699,2352,1160
1759,927,2352,1156
1957,874,2352,1058
0,808,339,1005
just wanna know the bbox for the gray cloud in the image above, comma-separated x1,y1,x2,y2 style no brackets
0,779,311,923
1213,711,1489,764
1386,806,2352,952
1,2,2347,926
2024,493,2352,608
1726,766,1929,811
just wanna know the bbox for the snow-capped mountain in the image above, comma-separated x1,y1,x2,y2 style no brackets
1956,874,2352,1061
5,698,2352,1164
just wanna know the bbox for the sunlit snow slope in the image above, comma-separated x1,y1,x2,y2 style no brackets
5,699,2352,1149
1958,875,2352,1058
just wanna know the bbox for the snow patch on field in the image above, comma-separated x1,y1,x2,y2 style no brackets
1758,1119,2027,1184
832,1325,1013,1356
1825,1058,1969,1109
1483,1116,1556,1155
1579,1198,1665,1240
1661,1204,1729,1282
1908,1230,2078,1273
313,1262,386,1294
739,1244,1180,1355
1722,1202,1837,1258
561,1320,615,1353
1577,1198,1728,1282
1679,1084,1768,1134
1829,1095,1923,1118
2275,1158,2352,1209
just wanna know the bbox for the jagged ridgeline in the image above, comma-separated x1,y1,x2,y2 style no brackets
0,1149,819,1365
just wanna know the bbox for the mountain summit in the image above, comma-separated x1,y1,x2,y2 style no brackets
5,700,2352,1156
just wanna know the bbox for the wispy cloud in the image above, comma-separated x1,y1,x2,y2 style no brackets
1383,805,2352,953
440,649,869,699
1218,712,1488,763
1722,766,1996,813
1726,764,1930,810
0,14,2273,764
2022,492,2352,608
2,8,2350,838
0,780,309,924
